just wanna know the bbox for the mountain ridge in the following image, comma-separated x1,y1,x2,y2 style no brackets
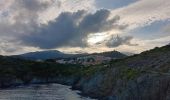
13,50,127,60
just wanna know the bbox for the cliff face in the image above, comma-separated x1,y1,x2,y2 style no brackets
73,45,170,100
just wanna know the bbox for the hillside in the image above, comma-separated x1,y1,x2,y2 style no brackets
0,56,82,88
73,45,170,100
91,50,127,58
0,45,170,100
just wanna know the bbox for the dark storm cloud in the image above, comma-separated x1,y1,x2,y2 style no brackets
20,9,127,49
106,35,138,47
79,9,112,33
21,10,86,49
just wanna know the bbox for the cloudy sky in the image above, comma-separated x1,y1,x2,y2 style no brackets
0,0,170,55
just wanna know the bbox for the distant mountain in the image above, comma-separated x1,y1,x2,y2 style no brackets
13,50,127,60
91,50,127,59
13,50,71,60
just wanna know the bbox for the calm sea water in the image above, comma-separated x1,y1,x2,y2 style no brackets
0,84,95,100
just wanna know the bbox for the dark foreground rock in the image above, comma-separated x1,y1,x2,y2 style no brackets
72,45,170,100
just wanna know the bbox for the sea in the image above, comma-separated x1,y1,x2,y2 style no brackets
0,84,96,100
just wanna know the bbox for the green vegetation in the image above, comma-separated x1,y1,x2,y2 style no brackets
120,68,140,80
81,65,108,77
0,56,110,88
0,56,83,87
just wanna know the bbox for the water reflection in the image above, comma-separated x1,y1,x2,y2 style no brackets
0,84,95,100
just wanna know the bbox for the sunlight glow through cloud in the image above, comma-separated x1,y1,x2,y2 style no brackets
87,32,109,45
0,0,170,55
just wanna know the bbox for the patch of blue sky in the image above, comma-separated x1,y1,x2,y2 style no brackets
95,0,137,9
128,20,170,39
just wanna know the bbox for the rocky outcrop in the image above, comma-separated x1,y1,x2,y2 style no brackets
72,45,170,100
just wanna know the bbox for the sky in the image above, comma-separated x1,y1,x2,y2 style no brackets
0,0,170,55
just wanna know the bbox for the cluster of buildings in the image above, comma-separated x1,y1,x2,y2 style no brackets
56,55,112,66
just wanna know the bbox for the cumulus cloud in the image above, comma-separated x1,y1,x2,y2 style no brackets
7,0,54,22
0,0,169,55
0,0,96,54
0,0,55,37
19,9,126,49
36,0,95,23
106,35,138,47
16,0,52,11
